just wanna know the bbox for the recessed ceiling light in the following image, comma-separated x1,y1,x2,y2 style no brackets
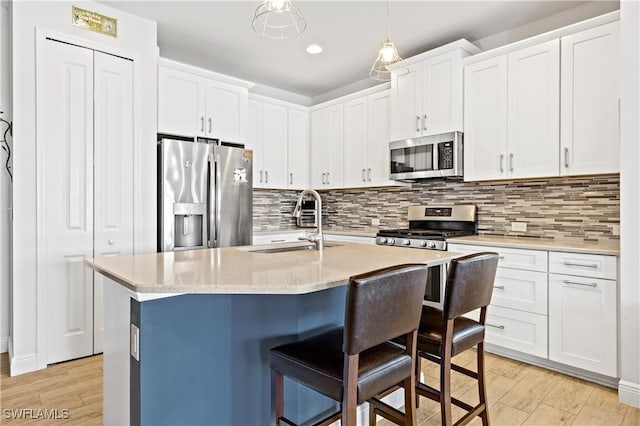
306,44,323,54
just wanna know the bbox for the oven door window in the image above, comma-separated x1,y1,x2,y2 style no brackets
390,144,434,174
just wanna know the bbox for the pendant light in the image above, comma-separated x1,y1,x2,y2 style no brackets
370,0,403,81
252,0,307,40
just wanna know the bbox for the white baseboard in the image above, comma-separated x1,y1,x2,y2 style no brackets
8,338,38,376
0,335,7,353
619,380,640,408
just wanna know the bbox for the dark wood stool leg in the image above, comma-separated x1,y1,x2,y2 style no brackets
405,330,418,425
368,405,377,426
415,355,421,409
342,354,359,426
477,342,490,426
272,370,284,426
440,321,454,426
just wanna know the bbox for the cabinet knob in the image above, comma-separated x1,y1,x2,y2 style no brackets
108,239,115,245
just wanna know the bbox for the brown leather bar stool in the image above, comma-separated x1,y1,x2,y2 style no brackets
413,252,499,426
269,264,429,426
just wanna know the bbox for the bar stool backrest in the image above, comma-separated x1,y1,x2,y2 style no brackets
443,252,499,320
343,264,429,355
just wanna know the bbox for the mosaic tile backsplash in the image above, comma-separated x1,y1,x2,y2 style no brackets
253,175,620,242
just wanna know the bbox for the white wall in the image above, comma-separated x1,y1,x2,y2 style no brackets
0,1,11,354
10,0,157,375
619,0,640,408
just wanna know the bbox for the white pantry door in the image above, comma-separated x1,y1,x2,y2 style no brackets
41,39,95,364
93,52,134,354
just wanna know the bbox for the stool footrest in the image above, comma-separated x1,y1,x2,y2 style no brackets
416,382,475,412
369,397,405,426
420,352,478,379
453,403,486,426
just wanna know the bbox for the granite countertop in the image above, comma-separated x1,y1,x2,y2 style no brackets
448,235,620,256
87,242,460,295
254,228,379,238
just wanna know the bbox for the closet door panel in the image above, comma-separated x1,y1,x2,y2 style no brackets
93,52,135,354
41,39,94,364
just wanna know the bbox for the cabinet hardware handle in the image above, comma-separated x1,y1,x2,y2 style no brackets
562,261,598,269
564,147,569,168
208,117,212,134
487,323,505,330
265,170,269,183
362,169,366,182
200,116,204,132
499,154,504,173
326,172,330,185
416,116,420,132
108,239,115,245
509,153,514,172
493,285,505,290
259,170,263,183
290,173,293,185
563,279,598,288
271,239,286,243
321,172,326,184
498,255,505,260
367,168,371,182
423,114,428,131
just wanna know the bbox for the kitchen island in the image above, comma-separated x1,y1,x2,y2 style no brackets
88,242,461,426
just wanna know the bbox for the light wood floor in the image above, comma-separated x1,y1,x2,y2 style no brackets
1,351,638,425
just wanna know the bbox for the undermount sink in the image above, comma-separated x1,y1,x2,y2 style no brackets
238,241,341,254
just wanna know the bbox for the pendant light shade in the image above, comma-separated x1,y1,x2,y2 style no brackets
252,0,306,40
370,0,403,81
370,38,403,81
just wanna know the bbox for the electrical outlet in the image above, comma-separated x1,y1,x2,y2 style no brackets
371,218,381,226
511,222,527,232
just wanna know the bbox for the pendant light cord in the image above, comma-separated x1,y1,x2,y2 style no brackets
386,0,391,38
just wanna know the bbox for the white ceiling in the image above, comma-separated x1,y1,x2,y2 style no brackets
102,1,618,99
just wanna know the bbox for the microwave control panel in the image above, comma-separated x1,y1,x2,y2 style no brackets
438,142,454,170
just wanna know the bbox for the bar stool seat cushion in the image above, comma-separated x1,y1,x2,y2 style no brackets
417,306,485,357
270,327,412,405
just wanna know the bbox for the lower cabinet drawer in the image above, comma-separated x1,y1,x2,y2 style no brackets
491,267,548,315
483,306,548,358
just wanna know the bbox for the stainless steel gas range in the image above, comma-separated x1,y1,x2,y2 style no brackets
375,204,477,309
375,204,477,250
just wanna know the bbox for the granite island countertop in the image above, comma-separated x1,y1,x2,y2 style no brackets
87,242,461,295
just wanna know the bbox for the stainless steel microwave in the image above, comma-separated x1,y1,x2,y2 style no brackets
389,131,463,181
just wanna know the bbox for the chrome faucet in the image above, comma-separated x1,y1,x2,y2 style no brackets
292,189,324,250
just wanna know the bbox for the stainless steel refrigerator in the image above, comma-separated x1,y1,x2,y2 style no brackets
158,137,253,252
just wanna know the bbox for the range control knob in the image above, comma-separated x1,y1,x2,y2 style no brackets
387,238,395,245
419,241,427,248
378,238,387,244
402,239,411,246
427,241,436,249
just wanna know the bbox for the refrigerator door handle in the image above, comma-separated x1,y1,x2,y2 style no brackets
214,152,221,247
207,152,215,248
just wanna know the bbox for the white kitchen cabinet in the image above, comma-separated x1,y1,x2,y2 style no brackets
463,55,508,181
287,108,310,190
39,39,134,363
367,91,394,186
248,99,287,188
549,251,617,376
158,63,248,142
449,243,549,358
311,104,344,189
464,40,560,181
560,21,619,176
343,97,368,187
390,42,479,141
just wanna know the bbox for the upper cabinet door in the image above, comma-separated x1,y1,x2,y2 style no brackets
204,80,248,142
561,21,619,176
247,99,263,187
260,103,288,188
464,55,508,181
367,90,392,186
507,40,560,179
310,108,328,188
390,64,421,141
158,66,205,137
422,53,462,135
343,97,368,187
325,104,345,189
287,108,309,190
